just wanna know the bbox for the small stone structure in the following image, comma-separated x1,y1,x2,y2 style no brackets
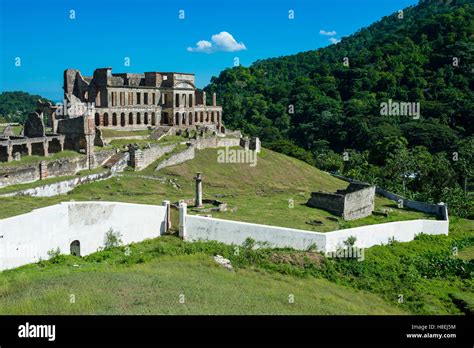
0,112,65,163
240,136,261,152
307,183,376,221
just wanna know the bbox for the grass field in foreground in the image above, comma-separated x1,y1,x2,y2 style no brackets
0,240,406,315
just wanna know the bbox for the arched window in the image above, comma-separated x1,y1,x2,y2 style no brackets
112,113,118,126
195,112,198,123
136,112,141,125
151,112,156,126
95,113,100,126
211,111,215,123
189,112,193,125
120,113,126,127
103,113,109,126
189,94,193,107
200,112,204,123
175,94,179,107
144,112,149,125
129,113,134,125
70,240,81,257
175,112,179,125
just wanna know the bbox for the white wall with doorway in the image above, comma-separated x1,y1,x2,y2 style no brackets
0,201,168,271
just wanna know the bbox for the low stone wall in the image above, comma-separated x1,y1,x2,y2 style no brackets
331,173,448,219
0,171,112,197
130,143,177,170
189,135,241,150
46,156,89,177
0,151,115,189
216,137,241,148
155,146,195,171
142,143,177,169
0,201,169,271
307,192,344,215
0,165,39,188
94,149,117,167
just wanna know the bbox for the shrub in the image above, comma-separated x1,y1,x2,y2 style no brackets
104,229,123,249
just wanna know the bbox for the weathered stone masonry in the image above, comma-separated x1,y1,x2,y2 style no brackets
307,183,376,221
62,68,224,131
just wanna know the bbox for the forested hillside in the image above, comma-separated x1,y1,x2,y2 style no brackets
0,91,53,124
205,0,473,216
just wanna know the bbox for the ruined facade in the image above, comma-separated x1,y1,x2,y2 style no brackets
307,183,376,221
62,68,224,131
0,112,65,163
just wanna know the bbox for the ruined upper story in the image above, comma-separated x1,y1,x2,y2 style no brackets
63,68,215,109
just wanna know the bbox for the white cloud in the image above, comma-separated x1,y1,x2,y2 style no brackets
329,37,341,44
187,31,246,53
319,29,337,36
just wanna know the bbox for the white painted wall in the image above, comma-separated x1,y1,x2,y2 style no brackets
0,201,167,271
185,215,327,251
324,219,448,252
184,215,448,253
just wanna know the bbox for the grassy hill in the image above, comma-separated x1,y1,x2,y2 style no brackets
0,147,434,232
0,146,471,315
204,0,474,217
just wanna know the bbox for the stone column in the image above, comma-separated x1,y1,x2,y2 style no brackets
202,92,206,106
60,139,65,152
194,172,203,207
212,93,217,106
162,200,171,233
179,202,187,239
6,143,13,162
43,140,49,157
26,143,32,156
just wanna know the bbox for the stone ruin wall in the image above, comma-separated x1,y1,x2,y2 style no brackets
155,145,195,172
342,184,376,220
307,183,376,221
307,192,345,216
0,150,116,189
129,143,178,171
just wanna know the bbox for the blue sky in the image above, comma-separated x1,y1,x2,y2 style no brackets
0,0,418,101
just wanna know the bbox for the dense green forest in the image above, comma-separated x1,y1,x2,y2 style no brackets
205,0,474,217
0,91,53,124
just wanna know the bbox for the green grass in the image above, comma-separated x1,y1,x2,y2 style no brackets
0,145,472,315
101,128,151,138
0,236,406,315
0,147,434,231
0,124,22,135
0,150,82,168
457,245,474,261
